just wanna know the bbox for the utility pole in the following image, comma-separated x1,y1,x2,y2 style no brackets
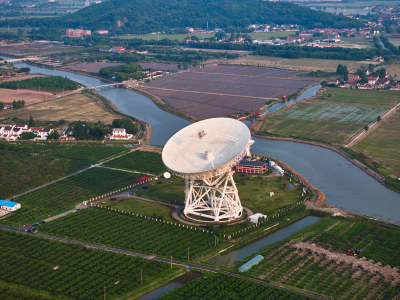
170,256,172,269
141,269,143,284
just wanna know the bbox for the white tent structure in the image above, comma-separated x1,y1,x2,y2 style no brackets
162,118,254,222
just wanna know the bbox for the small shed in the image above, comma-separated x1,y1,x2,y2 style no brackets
0,200,21,211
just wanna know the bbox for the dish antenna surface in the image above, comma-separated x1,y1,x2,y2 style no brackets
162,118,254,222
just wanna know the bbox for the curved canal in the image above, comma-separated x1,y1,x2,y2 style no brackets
3,56,399,223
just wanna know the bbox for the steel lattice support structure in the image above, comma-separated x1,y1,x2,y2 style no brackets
184,170,242,222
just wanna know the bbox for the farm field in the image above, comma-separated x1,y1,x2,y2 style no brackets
317,88,399,108
0,87,64,105
243,217,400,300
0,43,83,57
249,31,297,40
254,88,396,145
160,273,311,299
116,33,215,41
3,167,144,225
386,61,400,80
353,111,400,176
38,207,226,260
135,175,304,214
66,62,123,73
102,197,174,222
105,150,166,174
140,65,319,118
0,229,183,300
255,103,384,144
0,91,120,124
226,56,377,72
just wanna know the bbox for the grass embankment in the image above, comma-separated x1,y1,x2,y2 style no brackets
2,167,144,225
254,88,398,145
242,216,400,300
0,91,120,124
135,175,304,214
0,142,127,199
102,197,175,222
0,229,184,300
352,110,400,178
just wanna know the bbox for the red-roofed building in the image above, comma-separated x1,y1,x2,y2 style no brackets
367,76,379,85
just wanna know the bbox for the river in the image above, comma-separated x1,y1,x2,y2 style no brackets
2,56,399,223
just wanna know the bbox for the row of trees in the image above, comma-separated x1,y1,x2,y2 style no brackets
0,76,79,92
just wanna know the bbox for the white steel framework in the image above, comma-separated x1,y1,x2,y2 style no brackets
184,171,242,222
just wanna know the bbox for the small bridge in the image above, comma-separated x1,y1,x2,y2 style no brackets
90,83,125,90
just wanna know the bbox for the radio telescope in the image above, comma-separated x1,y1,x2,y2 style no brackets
162,118,254,222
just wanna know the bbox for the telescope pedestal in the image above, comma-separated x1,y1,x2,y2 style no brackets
184,171,243,222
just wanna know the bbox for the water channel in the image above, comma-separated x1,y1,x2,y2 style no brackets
3,56,399,223
206,216,321,267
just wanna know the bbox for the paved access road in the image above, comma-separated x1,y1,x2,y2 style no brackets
0,225,328,300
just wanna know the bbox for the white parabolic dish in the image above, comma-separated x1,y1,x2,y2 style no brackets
162,118,251,178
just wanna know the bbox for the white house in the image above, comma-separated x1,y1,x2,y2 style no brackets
0,200,21,211
30,127,53,140
110,128,134,140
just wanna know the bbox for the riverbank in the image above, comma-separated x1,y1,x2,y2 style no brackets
251,131,399,194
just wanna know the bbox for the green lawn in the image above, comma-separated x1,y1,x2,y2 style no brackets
135,181,185,204
135,176,304,214
3,167,145,225
102,197,174,222
354,111,400,176
0,229,184,300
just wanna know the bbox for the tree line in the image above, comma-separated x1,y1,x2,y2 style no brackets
0,76,79,92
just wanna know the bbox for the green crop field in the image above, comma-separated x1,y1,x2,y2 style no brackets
102,197,174,222
105,150,166,174
243,217,400,300
354,111,400,176
3,167,144,225
117,33,215,41
38,207,226,260
249,31,297,40
0,229,184,300
160,273,311,299
318,88,399,108
135,175,304,213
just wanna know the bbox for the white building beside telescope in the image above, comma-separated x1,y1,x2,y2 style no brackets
162,118,254,222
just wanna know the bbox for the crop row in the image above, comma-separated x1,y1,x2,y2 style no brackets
0,229,180,300
39,207,225,260
105,150,166,174
5,167,145,225
160,273,311,299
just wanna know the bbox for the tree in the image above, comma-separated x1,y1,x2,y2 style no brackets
336,64,348,81
378,68,386,78
47,131,60,139
377,116,382,122
0,102,4,111
364,125,369,131
12,100,25,109
19,132,36,140
28,115,36,127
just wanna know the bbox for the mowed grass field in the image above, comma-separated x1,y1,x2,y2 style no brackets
0,92,119,124
354,111,400,176
135,175,303,214
117,33,215,41
255,88,397,145
227,56,378,72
